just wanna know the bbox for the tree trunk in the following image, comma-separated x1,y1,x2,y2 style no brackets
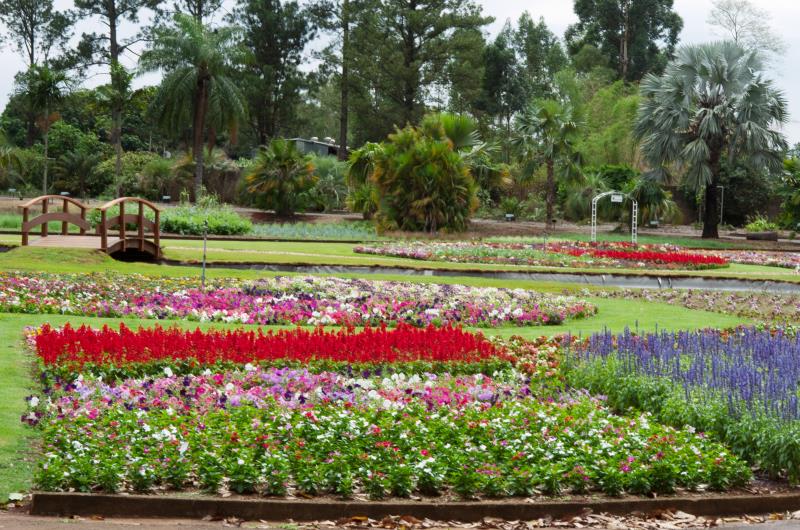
42,113,49,196
620,0,630,79
192,76,210,202
702,148,721,239
546,159,555,230
337,0,350,161
113,113,123,196
702,184,719,239
109,10,123,196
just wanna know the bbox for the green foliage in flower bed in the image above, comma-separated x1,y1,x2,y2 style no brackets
161,202,252,236
32,366,749,497
83,196,252,236
249,220,379,241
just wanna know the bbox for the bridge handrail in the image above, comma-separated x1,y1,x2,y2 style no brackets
98,196,161,213
18,195,90,245
97,197,161,257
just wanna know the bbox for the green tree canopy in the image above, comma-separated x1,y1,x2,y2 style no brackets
566,0,683,80
232,0,316,145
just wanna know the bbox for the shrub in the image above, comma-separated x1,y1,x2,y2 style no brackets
96,151,165,199
245,139,317,217
303,155,348,212
372,116,478,233
745,214,779,233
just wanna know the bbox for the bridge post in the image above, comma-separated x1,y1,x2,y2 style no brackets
119,201,126,252
154,209,160,258
21,207,29,246
79,207,86,236
138,202,144,251
41,199,48,238
100,210,107,252
61,198,68,235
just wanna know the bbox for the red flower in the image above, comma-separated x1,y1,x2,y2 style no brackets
34,323,508,369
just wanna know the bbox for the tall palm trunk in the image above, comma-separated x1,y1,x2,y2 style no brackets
702,148,721,239
192,75,210,202
42,104,49,195
545,158,555,230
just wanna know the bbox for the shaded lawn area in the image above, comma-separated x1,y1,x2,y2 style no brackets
0,295,750,502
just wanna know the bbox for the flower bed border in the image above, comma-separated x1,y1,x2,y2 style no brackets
30,492,800,521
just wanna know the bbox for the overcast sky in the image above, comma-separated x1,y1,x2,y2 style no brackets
1,0,799,142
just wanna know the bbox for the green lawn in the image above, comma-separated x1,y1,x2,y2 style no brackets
156,239,800,283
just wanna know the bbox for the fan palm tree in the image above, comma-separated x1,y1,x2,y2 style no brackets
139,14,246,201
513,100,583,229
245,139,317,217
634,41,788,238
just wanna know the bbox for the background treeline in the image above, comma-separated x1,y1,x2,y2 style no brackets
0,0,796,236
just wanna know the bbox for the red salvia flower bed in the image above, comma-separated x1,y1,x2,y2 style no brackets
564,248,727,266
33,323,508,369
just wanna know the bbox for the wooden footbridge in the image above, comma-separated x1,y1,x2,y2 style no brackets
19,196,162,259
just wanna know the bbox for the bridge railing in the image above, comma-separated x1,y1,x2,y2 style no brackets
97,197,161,257
18,195,91,246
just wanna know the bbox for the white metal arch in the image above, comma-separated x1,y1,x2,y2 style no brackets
591,190,638,244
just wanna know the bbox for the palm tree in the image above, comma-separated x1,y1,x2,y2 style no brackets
346,142,383,219
16,65,69,195
564,170,609,221
245,139,317,217
513,100,583,230
139,14,246,201
634,41,788,238
53,151,102,198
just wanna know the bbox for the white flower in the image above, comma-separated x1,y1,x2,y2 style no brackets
237,458,245,465
163,367,174,378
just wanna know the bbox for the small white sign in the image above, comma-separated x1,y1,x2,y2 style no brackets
611,193,624,203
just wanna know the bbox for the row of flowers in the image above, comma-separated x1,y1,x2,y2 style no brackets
707,250,800,270
31,323,509,372
0,272,596,328
27,325,749,497
354,241,729,270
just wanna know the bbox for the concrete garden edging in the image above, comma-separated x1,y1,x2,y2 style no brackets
30,492,800,522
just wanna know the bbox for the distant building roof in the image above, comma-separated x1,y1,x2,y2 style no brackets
288,137,342,157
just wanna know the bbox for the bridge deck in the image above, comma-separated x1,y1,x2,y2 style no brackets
27,235,122,249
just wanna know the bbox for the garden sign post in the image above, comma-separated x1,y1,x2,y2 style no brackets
591,191,638,244
201,219,208,290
